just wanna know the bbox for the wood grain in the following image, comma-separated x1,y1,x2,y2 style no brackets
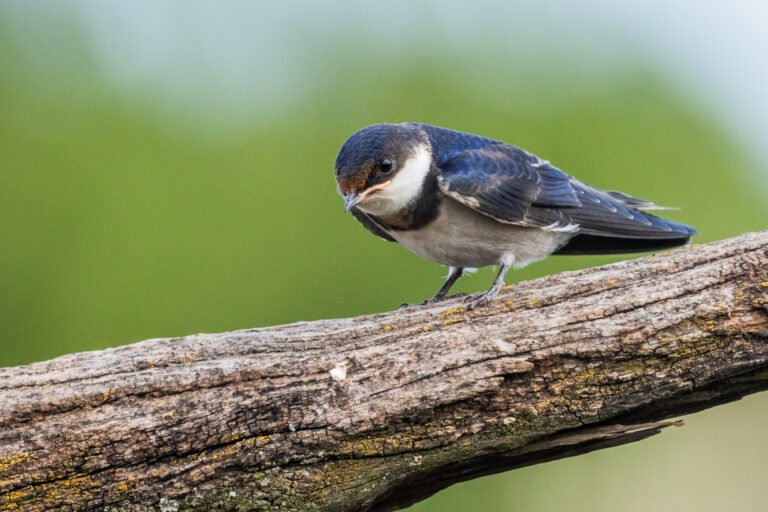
1,231,767,511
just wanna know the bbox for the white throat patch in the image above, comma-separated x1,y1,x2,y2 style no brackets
357,144,432,217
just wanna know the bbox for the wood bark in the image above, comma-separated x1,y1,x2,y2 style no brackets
1,231,767,512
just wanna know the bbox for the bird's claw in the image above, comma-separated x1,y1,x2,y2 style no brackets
425,292,467,305
463,290,499,310
400,293,468,309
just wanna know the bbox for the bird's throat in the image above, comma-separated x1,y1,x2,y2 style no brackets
372,172,442,231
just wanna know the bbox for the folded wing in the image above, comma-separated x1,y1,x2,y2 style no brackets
436,145,696,242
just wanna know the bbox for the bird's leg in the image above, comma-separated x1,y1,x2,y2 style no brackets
425,267,464,304
465,263,511,310
399,267,465,309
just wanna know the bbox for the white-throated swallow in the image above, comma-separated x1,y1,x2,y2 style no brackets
335,123,697,309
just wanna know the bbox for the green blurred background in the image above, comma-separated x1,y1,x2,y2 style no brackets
1,1,766,510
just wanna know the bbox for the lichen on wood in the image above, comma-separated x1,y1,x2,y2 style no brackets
1,231,767,512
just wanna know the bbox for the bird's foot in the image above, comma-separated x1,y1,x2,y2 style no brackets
400,293,468,309
464,289,500,310
425,292,467,305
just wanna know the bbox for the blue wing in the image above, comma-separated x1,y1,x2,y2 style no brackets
421,126,696,239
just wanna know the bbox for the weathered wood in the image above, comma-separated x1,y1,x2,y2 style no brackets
1,231,767,512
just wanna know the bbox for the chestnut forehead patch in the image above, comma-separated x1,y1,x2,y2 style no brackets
338,161,374,194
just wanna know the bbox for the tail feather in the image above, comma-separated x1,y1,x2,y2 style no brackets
555,233,692,255
605,190,678,211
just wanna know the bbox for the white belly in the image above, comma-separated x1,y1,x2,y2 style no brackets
388,198,573,268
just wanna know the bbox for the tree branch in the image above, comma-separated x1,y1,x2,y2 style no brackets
1,231,767,512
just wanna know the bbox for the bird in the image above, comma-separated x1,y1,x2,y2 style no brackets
334,122,697,310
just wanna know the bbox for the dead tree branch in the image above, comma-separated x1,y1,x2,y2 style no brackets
1,231,767,512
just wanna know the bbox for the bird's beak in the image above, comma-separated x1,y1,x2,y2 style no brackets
343,181,392,212
344,192,362,213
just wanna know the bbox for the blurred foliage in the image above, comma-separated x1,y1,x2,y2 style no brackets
1,13,767,512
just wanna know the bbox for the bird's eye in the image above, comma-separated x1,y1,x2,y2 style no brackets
380,158,393,173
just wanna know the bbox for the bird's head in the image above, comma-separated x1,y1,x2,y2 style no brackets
335,123,432,217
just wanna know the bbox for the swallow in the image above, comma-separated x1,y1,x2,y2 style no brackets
334,123,697,309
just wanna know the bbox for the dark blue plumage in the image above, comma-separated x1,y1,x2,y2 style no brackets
334,122,697,308
414,123,696,245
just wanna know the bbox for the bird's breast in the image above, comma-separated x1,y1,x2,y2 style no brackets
388,198,573,268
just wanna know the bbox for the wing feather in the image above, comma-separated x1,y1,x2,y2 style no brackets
435,144,696,239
